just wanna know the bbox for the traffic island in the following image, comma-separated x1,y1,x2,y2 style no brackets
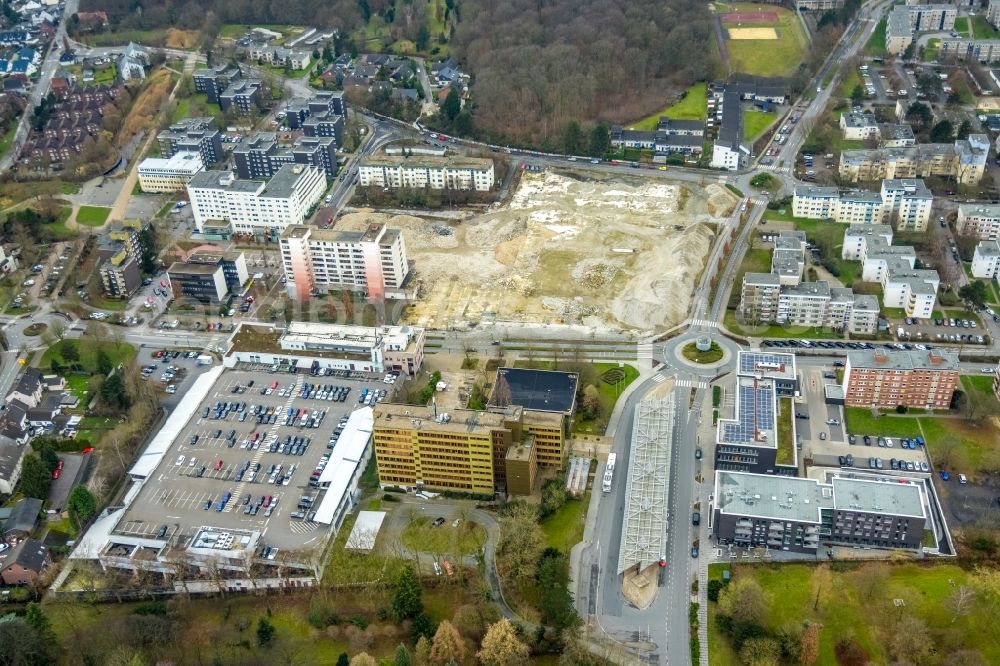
681,340,724,364
22,323,47,336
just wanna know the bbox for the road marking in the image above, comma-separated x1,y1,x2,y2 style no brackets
675,378,708,389
651,374,666,384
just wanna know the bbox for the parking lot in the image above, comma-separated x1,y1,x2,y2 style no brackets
794,365,933,474
116,366,396,554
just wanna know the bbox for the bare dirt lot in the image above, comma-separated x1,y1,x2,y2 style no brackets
338,171,733,332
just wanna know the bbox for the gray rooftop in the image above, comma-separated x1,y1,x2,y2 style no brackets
848,348,959,372
845,224,894,240
882,178,932,198
781,281,831,298
263,164,318,198
853,294,880,311
975,239,1000,257
959,203,1000,219
840,190,884,204
187,170,264,193
794,184,838,199
715,470,926,522
743,271,781,286
842,112,877,129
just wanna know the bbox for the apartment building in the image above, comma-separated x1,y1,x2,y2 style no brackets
371,402,565,495
772,231,806,285
97,221,149,299
880,179,933,231
280,222,410,302
219,79,262,114
843,348,959,409
856,234,938,318
840,112,879,141
610,116,705,158
137,151,204,192
167,251,249,305
878,123,916,148
839,136,988,185
739,273,781,324
793,181,931,229
792,185,839,220
193,64,241,103
971,239,1000,278
233,133,338,181
99,251,141,299
842,224,894,261
989,0,1000,27
939,38,1000,62
285,91,347,129
886,4,956,55
157,117,223,165
796,0,844,9
713,471,927,553
358,155,495,191
838,190,885,225
956,203,1000,239
186,164,326,238
776,281,834,327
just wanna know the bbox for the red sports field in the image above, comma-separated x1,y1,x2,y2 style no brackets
721,11,779,23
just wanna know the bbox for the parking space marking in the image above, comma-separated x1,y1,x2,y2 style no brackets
228,374,303,512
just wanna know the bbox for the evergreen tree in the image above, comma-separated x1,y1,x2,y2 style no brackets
392,565,423,620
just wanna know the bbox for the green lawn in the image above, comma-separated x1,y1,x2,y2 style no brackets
709,562,1000,666
93,64,117,86
724,310,845,340
573,363,639,434
783,215,864,287
837,69,862,99
743,110,776,141
864,17,887,56
76,206,111,227
971,14,1000,39
923,38,940,62
844,407,923,439
155,200,176,218
0,124,16,161
170,93,222,124
960,374,1000,416
628,83,709,130
541,495,588,553
776,397,794,465
721,4,808,76
79,28,168,47
953,16,970,37
400,516,487,556
46,206,77,238
41,339,136,375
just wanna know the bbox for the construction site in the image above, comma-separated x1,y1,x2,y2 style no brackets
336,170,736,333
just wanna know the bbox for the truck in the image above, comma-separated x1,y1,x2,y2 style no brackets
197,354,213,366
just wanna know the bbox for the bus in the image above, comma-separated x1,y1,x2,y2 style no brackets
602,453,617,493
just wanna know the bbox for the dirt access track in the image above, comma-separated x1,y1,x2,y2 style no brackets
339,170,736,333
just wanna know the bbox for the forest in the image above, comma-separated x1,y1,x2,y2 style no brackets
77,0,718,146
449,0,718,145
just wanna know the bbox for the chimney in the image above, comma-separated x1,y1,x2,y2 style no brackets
928,352,942,365
873,353,888,364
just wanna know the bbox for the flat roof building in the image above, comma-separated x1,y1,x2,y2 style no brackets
157,117,223,166
713,470,928,553
957,203,1000,240
358,154,495,191
280,222,410,302
843,348,959,409
971,239,1000,279
137,151,204,193
187,164,327,239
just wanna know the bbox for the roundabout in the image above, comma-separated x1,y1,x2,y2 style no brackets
22,322,48,337
662,331,740,375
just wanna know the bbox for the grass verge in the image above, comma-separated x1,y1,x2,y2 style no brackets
76,205,111,227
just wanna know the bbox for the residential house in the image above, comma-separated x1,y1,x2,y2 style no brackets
1,497,41,541
0,538,50,586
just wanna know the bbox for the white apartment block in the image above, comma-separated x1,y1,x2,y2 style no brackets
186,165,326,237
358,155,494,191
776,282,833,327
839,136,989,186
883,266,939,319
792,185,839,219
842,225,894,261
137,151,204,193
861,239,917,282
838,191,885,225
957,204,1000,240
280,222,410,302
840,112,879,141
971,240,1000,278
739,273,781,323
772,231,806,285
793,181,932,228
880,179,933,231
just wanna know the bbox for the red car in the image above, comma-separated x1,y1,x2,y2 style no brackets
52,468,60,479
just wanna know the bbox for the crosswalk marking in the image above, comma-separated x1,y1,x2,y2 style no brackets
689,318,718,329
675,378,709,389
651,374,667,384
758,163,790,174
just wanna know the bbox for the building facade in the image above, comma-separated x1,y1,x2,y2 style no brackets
957,203,1000,239
167,251,249,305
187,165,326,237
843,349,959,409
839,137,988,186
358,155,495,191
233,134,339,181
280,222,410,302
971,240,1000,278
713,471,927,553
137,151,204,193
157,117,223,166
